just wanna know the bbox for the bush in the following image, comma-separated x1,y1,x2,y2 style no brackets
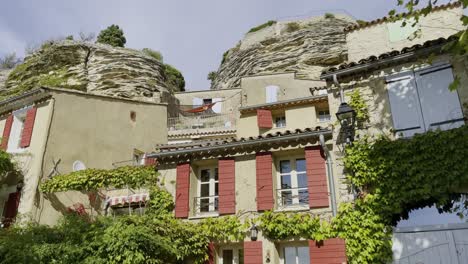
164,64,185,92
325,13,335,19
96,24,126,47
285,22,301,33
0,53,20,69
247,20,276,33
142,48,163,62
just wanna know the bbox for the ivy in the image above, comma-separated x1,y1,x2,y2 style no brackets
40,166,158,193
0,150,15,179
348,89,369,125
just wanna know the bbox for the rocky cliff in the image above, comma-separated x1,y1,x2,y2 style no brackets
211,15,355,90
1,41,181,102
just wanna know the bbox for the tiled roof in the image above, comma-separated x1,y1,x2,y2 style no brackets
239,95,328,113
344,1,461,33
149,127,332,160
321,35,458,78
168,128,236,138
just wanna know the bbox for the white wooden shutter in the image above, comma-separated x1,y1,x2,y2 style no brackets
212,98,222,114
192,97,203,106
386,72,425,137
265,85,278,103
415,65,464,131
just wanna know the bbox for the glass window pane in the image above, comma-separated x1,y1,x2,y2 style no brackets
201,184,210,197
215,183,219,196
215,168,219,181
284,247,296,264
281,191,293,206
223,250,233,264
200,198,209,212
201,169,210,182
299,190,309,204
281,175,292,189
297,247,310,264
296,159,306,172
214,197,219,211
297,173,308,188
239,249,244,264
280,160,291,174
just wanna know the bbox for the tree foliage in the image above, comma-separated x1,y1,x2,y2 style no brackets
163,64,185,92
142,48,163,62
96,24,127,47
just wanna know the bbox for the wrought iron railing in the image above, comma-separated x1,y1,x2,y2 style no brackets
193,195,219,214
168,113,236,132
276,187,309,208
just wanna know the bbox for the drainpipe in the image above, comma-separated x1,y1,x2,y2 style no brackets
320,134,337,217
333,74,345,104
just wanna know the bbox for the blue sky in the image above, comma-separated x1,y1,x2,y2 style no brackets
0,0,445,90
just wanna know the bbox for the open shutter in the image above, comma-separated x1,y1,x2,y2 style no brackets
386,72,425,137
1,115,13,150
305,146,329,208
257,109,273,129
218,158,236,215
256,152,274,211
415,65,464,131
244,241,263,264
144,156,157,166
205,242,215,264
20,107,37,148
212,98,223,114
2,191,21,228
309,238,347,264
265,85,278,103
175,163,190,218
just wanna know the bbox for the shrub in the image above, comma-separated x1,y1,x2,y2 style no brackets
247,20,276,33
0,53,20,69
96,24,126,47
164,64,185,92
142,48,163,62
325,13,335,19
285,22,301,33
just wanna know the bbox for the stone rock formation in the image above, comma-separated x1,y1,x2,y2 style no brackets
211,15,355,90
0,69,11,92
1,41,181,102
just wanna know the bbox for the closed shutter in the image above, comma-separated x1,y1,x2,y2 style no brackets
20,107,37,148
265,85,278,103
144,156,157,166
244,241,263,264
2,191,21,228
212,98,223,114
205,242,215,264
386,72,425,137
415,65,464,131
256,152,274,211
257,109,273,129
218,158,236,215
1,115,13,150
305,146,329,208
309,238,347,264
175,163,190,218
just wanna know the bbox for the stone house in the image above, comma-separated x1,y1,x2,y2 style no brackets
0,87,167,226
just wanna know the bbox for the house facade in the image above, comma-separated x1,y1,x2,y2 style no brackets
0,87,167,226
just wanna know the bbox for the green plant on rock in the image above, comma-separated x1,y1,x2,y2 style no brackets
163,64,185,92
325,13,335,19
285,22,301,33
96,24,127,47
348,89,369,125
247,20,276,33
142,48,163,62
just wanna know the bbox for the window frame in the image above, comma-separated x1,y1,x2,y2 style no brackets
274,115,286,128
219,245,244,264
196,166,219,214
276,155,309,209
7,107,30,153
280,243,310,264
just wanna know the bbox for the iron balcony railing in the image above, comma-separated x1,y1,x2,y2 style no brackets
168,113,236,132
276,187,309,208
193,195,219,214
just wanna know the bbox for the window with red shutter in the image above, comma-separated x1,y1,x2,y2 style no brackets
218,158,236,215
20,107,37,148
2,191,21,228
0,115,13,150
206,242,215,264
256,152,274,211
305,146,329,208
244,241,263,264
175,163,190,218
257,109,273,129
309,238,347,264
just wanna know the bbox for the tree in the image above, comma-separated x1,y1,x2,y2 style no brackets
0,53,20,69
79,31,95,42
96,24,126,47
164,64,185,92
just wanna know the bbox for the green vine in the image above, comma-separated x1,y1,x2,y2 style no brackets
348,89,369,125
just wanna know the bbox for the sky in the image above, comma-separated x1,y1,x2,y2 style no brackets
0,0,444,90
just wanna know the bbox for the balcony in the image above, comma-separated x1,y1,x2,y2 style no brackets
193,195,219,216
168,113,236,136
276,187,309,209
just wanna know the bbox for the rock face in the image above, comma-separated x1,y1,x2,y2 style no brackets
211,15,355,90
2,41,176,102
0,69,11,92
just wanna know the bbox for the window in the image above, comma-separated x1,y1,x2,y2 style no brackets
274,115,286,128
386,64,464,137
7,108,28,152
266,85,279,103
110,204,146,216
203,98,213,105
72,160,86,172
196,167,219,214
277,158,308,208
220,247,244,264
318,109,331,122
282,245,310,264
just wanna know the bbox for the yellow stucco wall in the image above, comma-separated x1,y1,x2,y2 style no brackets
346,6,464,62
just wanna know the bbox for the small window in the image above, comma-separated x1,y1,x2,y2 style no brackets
196,166,219,214
220,247,244,264
72,160,86,172
275,116,286,128
110,204,146,216
266,85,279,103
318,110,331,122
277,157,308,208
203,98,213,105
7,108,28,152
283,245,310,264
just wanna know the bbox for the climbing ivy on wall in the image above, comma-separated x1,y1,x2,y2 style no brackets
348,89,369,125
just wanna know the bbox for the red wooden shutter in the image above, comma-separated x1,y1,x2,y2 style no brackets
2,191,21,228
175,163,190,218
218,158,236,215
309,238,347,264
257,109,273,129
20,107,37,148
144,156,157,166
244,241,263,264
305,146,329,208
1,115,13,150
256,152,274,211
205,242,215,264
